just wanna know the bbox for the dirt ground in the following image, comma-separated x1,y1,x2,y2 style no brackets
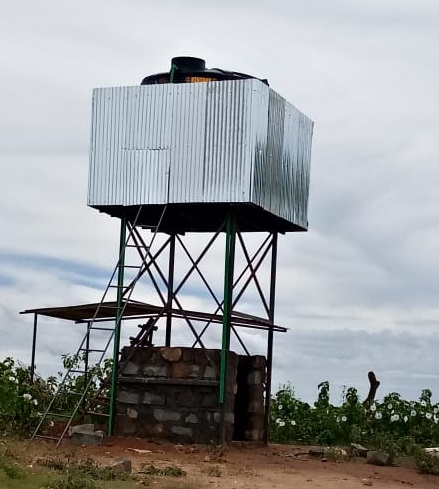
24,437,439,489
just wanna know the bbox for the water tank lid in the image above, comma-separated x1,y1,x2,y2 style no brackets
171,56,206,73
141,56,268,86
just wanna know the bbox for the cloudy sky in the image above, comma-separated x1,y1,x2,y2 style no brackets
1,0,438,405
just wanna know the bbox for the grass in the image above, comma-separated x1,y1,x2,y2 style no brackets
0,466,198,489
140,464,187,477
152,484,204,489
0,437,201,489
0,442,126,489
0,470,51,489
0,459,25,479
0,472,143,489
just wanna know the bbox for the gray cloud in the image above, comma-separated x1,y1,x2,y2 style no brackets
275,328,439,404
1,0,438,407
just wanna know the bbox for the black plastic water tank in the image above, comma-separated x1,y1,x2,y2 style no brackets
171,56,206,74
141,56,268,86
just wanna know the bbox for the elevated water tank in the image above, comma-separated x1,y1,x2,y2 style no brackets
88,57,313,233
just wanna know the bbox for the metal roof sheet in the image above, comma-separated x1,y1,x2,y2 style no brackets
20,301,287,332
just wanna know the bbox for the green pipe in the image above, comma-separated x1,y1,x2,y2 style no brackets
219,212,235,403
169,64,178,83
108,216,127,436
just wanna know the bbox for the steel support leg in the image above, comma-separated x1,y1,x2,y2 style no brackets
30,313,38,384
219,211,236,443
109,216,127,436
83,322,90,412
165,234,176,346
264,232,278,444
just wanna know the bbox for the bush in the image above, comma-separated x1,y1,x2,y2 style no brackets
0,357,52,435
0,355,112,436
415,449,439,475
270,382,439,456
0,457,25,480
45,473,97,489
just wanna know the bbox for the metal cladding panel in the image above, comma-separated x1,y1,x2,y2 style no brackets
88,86,128,205
283,100,313,227
166,83,206,202
202,80,261,202
88,79,313,229
251,89,313,229
89,81,257,207
123,85,173,204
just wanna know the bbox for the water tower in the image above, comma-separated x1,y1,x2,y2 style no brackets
28,57,313,445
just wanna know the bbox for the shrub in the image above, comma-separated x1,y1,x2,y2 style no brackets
0,355,112,436
45,473,97,489
270,381,439,456
0,457,25,480
415,449,439,475
0,357,51,435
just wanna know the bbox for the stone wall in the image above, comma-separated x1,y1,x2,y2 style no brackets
116,346,266,444
233,354,266,441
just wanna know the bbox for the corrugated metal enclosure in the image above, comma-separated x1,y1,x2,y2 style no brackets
88,78,313,232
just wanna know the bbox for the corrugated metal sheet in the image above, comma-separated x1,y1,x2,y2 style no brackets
88,79,313,228
251,91,313,228
202,80,259,202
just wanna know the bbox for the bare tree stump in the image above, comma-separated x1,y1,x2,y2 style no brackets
362,371,380,408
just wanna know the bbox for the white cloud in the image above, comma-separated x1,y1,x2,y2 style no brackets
1,0,438,407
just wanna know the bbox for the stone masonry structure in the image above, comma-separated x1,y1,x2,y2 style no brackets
116,346,266,444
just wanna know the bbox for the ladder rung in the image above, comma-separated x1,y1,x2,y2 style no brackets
47,412,73,418
90,326,114,331
123,265,142,269
35,435,60,441
70,369,86,374
85,412,110,417
79,348,106,353
94,395,110,401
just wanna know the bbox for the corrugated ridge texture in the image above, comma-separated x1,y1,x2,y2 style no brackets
252,90,313,228
88,79,313,228
203,80,256,202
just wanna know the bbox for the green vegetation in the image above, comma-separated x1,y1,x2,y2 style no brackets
270,381,439,460
0,442,129,488
42,457,128,489
0,355,111,436
0,444,191,489
152,484,203,489
140,464,187,477
0,356,49,435
415,448,439,474
2,355,439,477
0,457,25,480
